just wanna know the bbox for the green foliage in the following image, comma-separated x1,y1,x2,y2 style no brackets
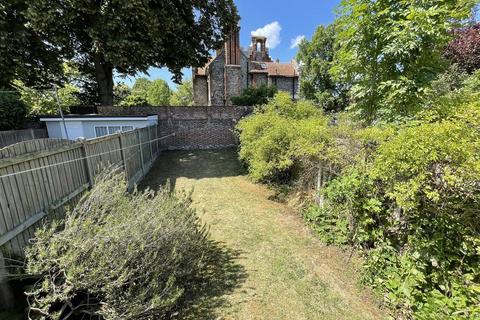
24,0,239,105
121,78,172,106
25,173,213,319
119,77,152,106
147,79,171,106
0,91,28,130
113,83,131,105
231,85,277,106
296,24,348,111
119,94,149,107
303,204,349,246
131,78,152,98
237,67,480,317
14,80,80,116
170,79,194,106
305,76,480,318
237,92,331,182
0,0,62,89
331,0,476,122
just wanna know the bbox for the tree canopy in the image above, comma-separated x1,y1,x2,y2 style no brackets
119,78,172,106
146,80,171,106
170,79,194,106
331,0,477,122
0,0,62,89
23,0,239,105
296,24,347,112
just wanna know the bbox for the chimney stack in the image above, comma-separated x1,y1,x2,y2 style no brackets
224,26,241,65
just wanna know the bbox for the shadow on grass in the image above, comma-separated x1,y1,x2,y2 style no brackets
140,149,249,318
171,240,247,319
140,149,246,192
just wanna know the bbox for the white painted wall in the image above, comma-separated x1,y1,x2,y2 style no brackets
41,116,158,140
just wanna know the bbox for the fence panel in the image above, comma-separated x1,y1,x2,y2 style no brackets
86,134,123,178
122,130,143,187
0,129,48,148
0,139,74,159
0,124,161,257
0,143,89,256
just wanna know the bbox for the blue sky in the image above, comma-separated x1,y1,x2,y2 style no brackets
117,0,341,88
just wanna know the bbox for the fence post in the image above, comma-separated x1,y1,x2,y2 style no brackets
155,125,160,154
118,132,129,184
148,126,154,161
137,129,145,175
0,252,14,310
29,128,36,139
80,140,94,188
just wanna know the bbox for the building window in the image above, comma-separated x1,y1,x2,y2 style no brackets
95,125,135,137
108,126,121,134
95,126,108,137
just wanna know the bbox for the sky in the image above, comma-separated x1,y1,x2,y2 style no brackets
117,0,342,88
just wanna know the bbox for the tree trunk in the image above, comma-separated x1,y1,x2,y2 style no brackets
93,53,114,106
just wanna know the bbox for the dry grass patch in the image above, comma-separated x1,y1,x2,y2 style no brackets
141,149,385,320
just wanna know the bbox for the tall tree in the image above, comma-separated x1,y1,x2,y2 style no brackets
331,0,476,122
131,78,153,98
170,79,194,106
0,0,62,89
296,24,347,112
147,80,171,106
25,0,239,106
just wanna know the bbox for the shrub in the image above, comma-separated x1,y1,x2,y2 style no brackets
25,173,212,319
236,92,331,183
0,91,28,130
311,97,480,318
236,72,480,318
231,84,277,106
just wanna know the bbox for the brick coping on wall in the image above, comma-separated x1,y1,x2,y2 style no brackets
97,105,253,119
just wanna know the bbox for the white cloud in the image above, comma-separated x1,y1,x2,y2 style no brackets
251,21,282,49
290,35,305,49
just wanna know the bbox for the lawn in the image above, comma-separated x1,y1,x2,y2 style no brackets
141,149,385,320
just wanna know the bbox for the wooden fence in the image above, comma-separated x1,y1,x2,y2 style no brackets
0,128,48,148
0,125,167,257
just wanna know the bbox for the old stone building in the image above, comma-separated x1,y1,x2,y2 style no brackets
193,28,299,106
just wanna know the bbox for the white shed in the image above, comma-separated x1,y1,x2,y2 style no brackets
39,115,158,140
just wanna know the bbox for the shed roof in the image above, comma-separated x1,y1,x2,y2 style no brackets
39,115,158,121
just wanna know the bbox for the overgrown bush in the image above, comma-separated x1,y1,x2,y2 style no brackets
231,84,277,106
307,74,480,318
25,173,212,319
238,72,480,318
237,92,332,183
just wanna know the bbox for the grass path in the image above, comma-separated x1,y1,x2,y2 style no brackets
141,149,385,320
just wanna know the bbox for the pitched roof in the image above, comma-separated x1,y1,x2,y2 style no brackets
265,62,298,77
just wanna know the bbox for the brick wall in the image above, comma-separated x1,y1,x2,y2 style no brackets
98,106,253,150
